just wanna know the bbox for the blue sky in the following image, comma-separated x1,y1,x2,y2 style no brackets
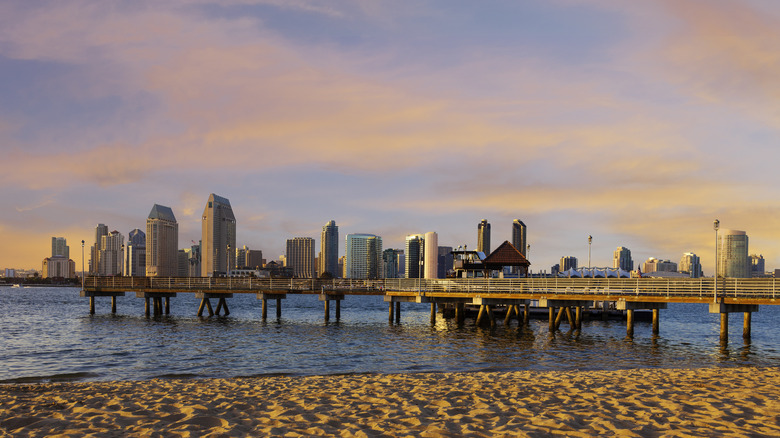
2,0,780,274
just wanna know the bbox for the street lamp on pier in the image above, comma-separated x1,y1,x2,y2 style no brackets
714,219,720,303
588,235,592,269
81,240,85,291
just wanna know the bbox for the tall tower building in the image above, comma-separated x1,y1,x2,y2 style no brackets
679,252,702,278
201,194,236,277
718,230,749,278
320,220,339,278
560,256,578,271
511,220,527,256
383,249,402,279
477,219,491,255
146,204,179,277
405,234,424,279
286,237,316,278
345,234,383,279
124,229,146,277
99,230,124,276
613,247,633,271
424,231,439,279
91,224,108,275
750,254,765,277
52,237,69,259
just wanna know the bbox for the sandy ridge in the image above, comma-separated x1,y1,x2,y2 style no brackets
1,367,779,437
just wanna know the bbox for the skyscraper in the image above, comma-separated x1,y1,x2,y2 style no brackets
320,220,339,278
99,230,123,276
718,229,750,278
124,229,146,277
477,219,491,254
91,223,108,275
51,237,69,259
345,234,383,279
383,249,402,279
679,252,702,278
405,234,423,279
286,237,316,278
511,220,527,256
146,204,178,277
613,247,633,271
437,246,453,278
750,254,765,277
201,194,236,277
424,231,439,279
560,256,578,271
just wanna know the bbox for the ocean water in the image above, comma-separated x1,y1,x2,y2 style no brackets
1,286,779,383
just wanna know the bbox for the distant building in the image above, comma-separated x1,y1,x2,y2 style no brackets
424,232,439,279
286,237,316,278
718,230,750,278
146,205,178,277
477,219,491,254
345,234,383,279
613,247,633,271
383,249,402,279
245,249,263,270
124,229,146,277
201,194,236,277
98,230,123,276
551,264,560,276
642,257,677,273
679,252,703,278
750,254,766,277
511,220,527,256
42,256,75,278
405,234,424,279
52,237,69,259
560,256,578,271
235,246,247,270
320,220,339,278
438,246,454,278
90,224,108,275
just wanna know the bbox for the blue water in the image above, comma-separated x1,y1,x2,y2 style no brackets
1,286,778,383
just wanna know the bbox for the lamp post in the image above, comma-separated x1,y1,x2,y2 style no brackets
588,235,592,269
226,244,231,277
714,219,719,303
81,240,85,291
526,244,531,277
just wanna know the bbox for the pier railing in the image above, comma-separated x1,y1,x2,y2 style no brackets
83,277,780,300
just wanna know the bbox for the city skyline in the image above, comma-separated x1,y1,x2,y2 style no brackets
3,1,780,274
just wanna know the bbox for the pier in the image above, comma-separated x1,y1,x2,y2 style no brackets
81,276,780,341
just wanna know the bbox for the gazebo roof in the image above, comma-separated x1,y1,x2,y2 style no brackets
482,241,530,269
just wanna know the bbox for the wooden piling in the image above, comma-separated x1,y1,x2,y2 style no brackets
523,304,529,325
90,296,95,315
486,305,496,327
325,299,330,322
221,298,230,316
720,312,728,342
111,296,117,314
276,298,281,318
336,300,341,321
144,297,150,316
477,305,486,326
165,297,170,315
548,307,555,331
388,301,394,323
626,309,634,338
430,303,436,324
395,302,401,324
565,307,574,327
602,301,609,320
215,298,224,315
743,312,751,339
197,298,206,317
652,309,660,335
455,303,464,324
575,306,582,329
503,305,514,325
205,299,214,317
554,307,565,330
262,298,268,320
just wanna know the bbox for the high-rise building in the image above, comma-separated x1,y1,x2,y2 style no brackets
345,234,383,279
235,245,248,269
679,252,703,278
383,249,402,279
438,246,454,278
320,220,339,278
201,194,236,277
246,249,263,269
560,256,578,271
405,234,423,279
511,220,527,256
146,204,179,277
613,247,633,271
717,230,749,278
750,254,765,278
42,256,75,278
51,237,69,259
286,237,316,278
90,223,108,275
424,231,439,279
99,230,124,276
642,257,677,273
124,229,146,277
477,219,491,255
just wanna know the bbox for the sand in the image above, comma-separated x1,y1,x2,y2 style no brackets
1,367,779,437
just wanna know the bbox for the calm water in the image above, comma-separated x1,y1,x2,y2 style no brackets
1,286,779,383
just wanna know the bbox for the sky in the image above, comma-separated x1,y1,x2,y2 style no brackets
2,0,780,274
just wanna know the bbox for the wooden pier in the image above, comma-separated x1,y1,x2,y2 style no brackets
81,276,780,341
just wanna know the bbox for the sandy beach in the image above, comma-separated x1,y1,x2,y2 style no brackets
2,367,779,437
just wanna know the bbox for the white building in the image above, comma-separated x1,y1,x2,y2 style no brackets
718,230,750,278
345,234,383,279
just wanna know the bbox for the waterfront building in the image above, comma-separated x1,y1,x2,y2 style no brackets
405,234,424,279
146,204,179,277
345,234,383,279
42,256,75,278
718,230,750,278
286,237,316,278
477,219,491,254
246,249,263,270
511,220,527,256
560,256,578,271
90,223,108,275
320,220,339,278
679,252,703,278
51,237,69,259
750,254,766,278
424,231,439,279
124,229,146,277
201,194,236,277
613,247,633,271
438,246,454,278
642,257,677,273
99,230,124,276
383,249,402,279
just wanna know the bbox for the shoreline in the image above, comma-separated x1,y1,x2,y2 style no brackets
2,366,779,436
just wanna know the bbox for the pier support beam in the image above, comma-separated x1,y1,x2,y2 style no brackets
111,296,117,314
257,293,287,320
548,307,555,332
324,300,330,321
320,293,344,322
388,301,394,322
539,299,591,332
165,297,170,315
395,302,401,324
135,292,176,317
575,306,582,330
626,309,634,338
744,312,752,339
80,290,125,315
523,304,530,325
195,293,232,317
709,302,759,343
616,300,668,338
652,309,660,335
430,303,436,324
90,297,95,315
